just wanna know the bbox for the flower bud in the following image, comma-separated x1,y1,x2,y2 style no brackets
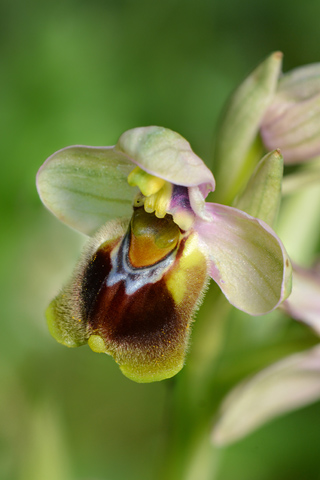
213,52,282,204
261,63,320,164
234,149,283,227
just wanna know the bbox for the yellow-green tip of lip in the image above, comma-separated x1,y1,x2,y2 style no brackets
88,335,107,353
46,301,78,347
45,297,87,348
119,359,184,383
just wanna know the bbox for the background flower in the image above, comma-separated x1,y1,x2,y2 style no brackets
261,64,320,164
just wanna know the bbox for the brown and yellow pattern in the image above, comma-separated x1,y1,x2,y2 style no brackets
46,209,209,382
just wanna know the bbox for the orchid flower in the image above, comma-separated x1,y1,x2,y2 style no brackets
37,126,292,383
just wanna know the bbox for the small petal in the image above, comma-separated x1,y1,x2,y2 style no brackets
37,146,137,235
282,263,320,336
115,126,215,195
195,204,292,315
212,345,320,446
214,52,282,204
234,149,283,227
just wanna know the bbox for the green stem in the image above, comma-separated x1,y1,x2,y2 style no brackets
158,288,231,480
183,428,222,480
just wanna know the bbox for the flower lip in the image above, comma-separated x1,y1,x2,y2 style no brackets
115,126,215,196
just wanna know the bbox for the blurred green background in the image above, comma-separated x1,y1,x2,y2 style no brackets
1,0,320,479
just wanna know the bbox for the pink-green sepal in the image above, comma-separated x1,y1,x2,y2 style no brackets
195,203,292,315
37,145,136,236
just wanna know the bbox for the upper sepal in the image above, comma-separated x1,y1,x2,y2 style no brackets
115,126,215,196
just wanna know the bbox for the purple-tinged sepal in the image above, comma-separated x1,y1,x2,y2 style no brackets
194,203,292,315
